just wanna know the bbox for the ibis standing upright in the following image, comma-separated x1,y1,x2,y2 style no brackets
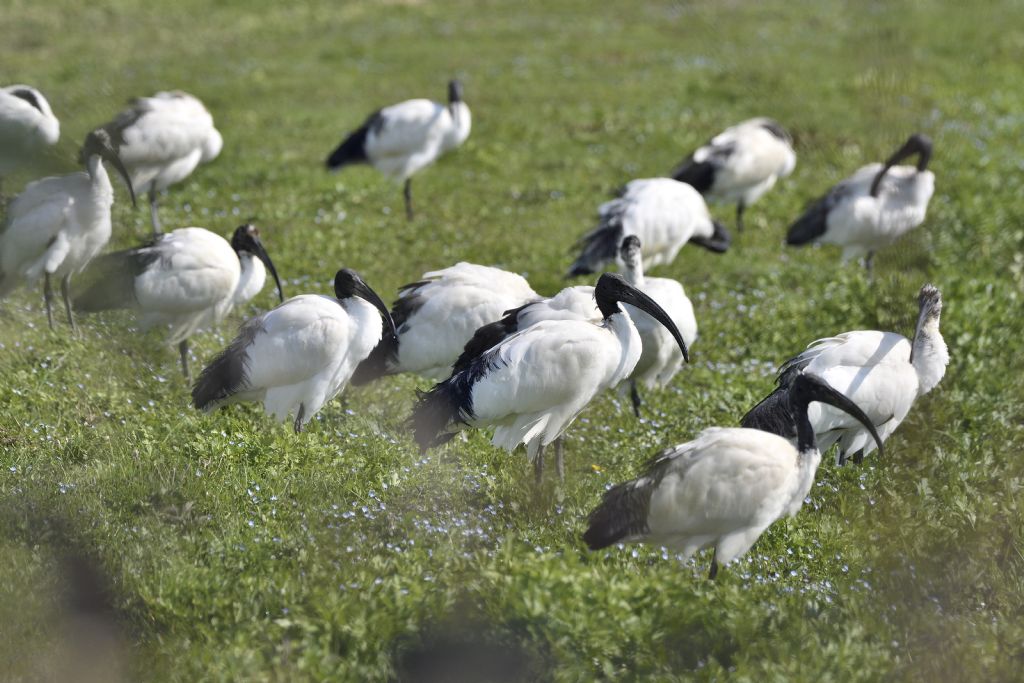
73,224,283,379
671,118,796,232
567,177,729,277
742,283,948,465
411,273,689,483
325,80,471,220
95,91,222,236
0,85,60,192
352,261,538,384
0,129,135,331
192,269,395,432
785,134,935,273
584,374,882,579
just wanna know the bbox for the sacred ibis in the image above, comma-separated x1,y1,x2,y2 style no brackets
567,178,729,277
325,80,471,220
351,261,538,384
785,134,935,273
73,224,283,379
0,129,135,331
192,268,395,432
584,374,882,579
410,273,689,483
0,85,60,190
95,91,222,236
671,118,796,232
742,283,948,466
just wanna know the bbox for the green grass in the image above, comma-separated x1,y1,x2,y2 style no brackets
2,0,1023,679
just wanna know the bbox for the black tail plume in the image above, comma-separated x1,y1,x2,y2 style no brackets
583,479,653,550
191,319,262,410
325,111,382,170
72,248,159,312
408,384,463,454
670,156,716,194
451,304,527,374
567,220,623,278
350,333,398,386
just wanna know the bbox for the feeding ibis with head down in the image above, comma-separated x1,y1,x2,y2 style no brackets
741,283,948,465
583,374,882,579
73,223,283,379
671,118,796,233
326,80,471,220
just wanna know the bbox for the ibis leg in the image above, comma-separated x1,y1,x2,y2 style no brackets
534,444,545,486
864,251,875,279
736,202,746,233
708,548,719,580
630,380,643,418
293,403,306,434
178,339,190,380
149,186,162,237
60,274,77,334
852,449,865,465
403,179,414,220
555,437,565,482
43,274,55,330
837,450,848,467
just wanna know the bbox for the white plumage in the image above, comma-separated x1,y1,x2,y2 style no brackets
352,261,538,384
74,224,283,377
0,130,134,330
0,85,60,179
412,274,689,482
672,118,796,232
567,178,729,277
585,375,882,578
192,269,394,432
326,80,471,219
97,91,222,235
742,284,948,465
786,134,935,269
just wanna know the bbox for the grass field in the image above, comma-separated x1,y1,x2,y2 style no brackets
2,0,1023,679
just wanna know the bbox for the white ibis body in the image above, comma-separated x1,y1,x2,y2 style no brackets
192,269,395,432
742,284,948,465
584,374,882,579
567,178,728,277
786,134,935,272
617,235,697,415
671,118,796,232
352,261,538,384
325,80,471,220
0,85,60,182
411,274,689,483
96,91,222,236
73,224,283,378
0,130,135,331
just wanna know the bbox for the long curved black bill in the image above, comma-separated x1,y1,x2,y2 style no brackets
355,279,397,340
596,273,689,363
103,147,137,208
252,240,284,302
793,374,884,458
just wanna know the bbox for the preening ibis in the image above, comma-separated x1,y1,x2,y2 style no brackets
73,224,283,379
410,273,689,483
96,91,222,236
583,374,882,579
325,80,471,220
671,118,796,232
192,269,395,432
352,261,538,384
567,178,729,277
0,85,60,187
617,235,697,416
742,283,948,465
0,129,135,331
785,134,935,273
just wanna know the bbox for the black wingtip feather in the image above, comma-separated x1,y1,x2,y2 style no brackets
191,319,262,410
671,156,717,194
72,248,159,312
567,218,624,278
325,111,382,170
451,304,527,374
583,479,653,550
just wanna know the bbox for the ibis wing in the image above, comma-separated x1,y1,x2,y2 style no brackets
364,99,447,161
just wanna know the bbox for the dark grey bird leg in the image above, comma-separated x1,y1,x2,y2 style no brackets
864,251,875,280
60,274,77,333
293,403,306,433
736,202,746,233
555,437,565,482
630,380,643,418
534,443,545,486
403,179,414,220
709,548,719,580
43,273,55,330
178,339,190,380
149,186,162,237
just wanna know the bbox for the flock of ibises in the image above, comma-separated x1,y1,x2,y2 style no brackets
0,80,946,578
